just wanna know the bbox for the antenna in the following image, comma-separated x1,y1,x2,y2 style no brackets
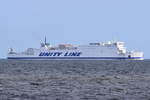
112,32,118,42
45,36,47,45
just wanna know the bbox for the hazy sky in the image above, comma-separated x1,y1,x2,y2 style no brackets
0,0,150,58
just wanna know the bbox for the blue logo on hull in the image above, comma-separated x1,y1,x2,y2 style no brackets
39,52,82,57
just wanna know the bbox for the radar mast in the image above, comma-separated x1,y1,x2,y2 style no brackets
45,36,47,45
41,36,50,47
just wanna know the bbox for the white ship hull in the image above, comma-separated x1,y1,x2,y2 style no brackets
7,39,144,60
7,47,144,60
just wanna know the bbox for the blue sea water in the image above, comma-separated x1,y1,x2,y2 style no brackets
0,60,150,100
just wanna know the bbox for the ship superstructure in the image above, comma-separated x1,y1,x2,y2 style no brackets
7,38,144,60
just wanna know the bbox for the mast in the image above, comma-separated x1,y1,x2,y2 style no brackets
45,36,47,45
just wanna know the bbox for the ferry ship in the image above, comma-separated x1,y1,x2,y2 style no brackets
7,37,144,60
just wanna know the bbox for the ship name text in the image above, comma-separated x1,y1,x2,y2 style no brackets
39,52,82,57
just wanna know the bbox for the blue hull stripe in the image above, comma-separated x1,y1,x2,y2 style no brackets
7,57,143,60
